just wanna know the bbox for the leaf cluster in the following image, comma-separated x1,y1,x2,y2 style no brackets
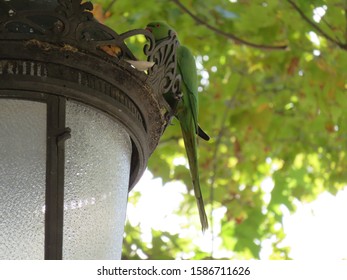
93,0,347,259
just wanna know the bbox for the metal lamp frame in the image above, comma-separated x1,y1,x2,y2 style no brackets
0,0,181,259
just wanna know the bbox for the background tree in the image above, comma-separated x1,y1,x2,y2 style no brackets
92,0,347,259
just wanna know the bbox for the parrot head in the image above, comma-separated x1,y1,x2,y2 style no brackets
146,21,175,41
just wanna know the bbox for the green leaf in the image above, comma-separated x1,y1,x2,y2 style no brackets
93,0,347,260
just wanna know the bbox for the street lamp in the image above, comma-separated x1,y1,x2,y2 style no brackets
0,0,181,259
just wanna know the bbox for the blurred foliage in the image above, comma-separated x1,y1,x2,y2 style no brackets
92,0,347,259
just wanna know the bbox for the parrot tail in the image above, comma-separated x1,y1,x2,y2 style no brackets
197,195,209,232
180,121,209,232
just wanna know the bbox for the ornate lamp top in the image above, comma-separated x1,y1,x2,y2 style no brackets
0,0,182,188
0,0,181,152
0,0,137,59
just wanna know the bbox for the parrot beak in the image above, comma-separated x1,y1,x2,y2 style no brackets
145,27,152,32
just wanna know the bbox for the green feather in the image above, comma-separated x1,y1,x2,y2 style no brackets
147,21,209,232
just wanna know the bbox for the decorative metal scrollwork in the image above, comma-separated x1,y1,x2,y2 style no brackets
0,0,154,61
0,0,181,130
56,0,93,20
146,30,182,118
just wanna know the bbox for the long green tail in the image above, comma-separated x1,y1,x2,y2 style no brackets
180,120,209,232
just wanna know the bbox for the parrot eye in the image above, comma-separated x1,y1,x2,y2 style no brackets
156,24,160,27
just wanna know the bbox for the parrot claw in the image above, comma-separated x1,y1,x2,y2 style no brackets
174,92,183,101
165,112,172,123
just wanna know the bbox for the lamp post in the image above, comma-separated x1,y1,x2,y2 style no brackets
0,0,181,259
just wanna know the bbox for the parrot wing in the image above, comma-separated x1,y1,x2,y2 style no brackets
198,125,210,141
176,45,199,134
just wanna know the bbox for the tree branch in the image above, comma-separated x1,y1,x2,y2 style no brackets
321,17,340,41
286,0,347,50
171,0,288,51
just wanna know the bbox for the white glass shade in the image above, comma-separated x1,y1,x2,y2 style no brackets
63,101,132,259
0,99,47,259
0,98,132,260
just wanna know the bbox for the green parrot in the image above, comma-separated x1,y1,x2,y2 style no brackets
146,21,210,231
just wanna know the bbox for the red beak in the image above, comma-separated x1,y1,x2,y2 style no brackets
146,27,152,32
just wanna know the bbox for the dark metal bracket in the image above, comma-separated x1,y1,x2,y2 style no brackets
56,127,71,147
45,96,67,260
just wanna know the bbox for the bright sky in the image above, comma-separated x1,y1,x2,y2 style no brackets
128,170,347,260
281,189,347,260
